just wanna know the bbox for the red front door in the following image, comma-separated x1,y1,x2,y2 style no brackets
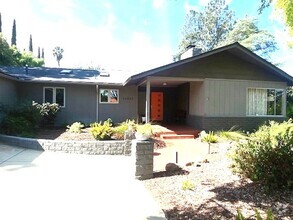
151,92,163,121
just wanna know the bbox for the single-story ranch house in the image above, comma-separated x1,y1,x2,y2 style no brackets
0,43,292,131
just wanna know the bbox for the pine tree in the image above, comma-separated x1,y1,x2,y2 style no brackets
11,19,16,46
29,34,33,52
37,46,40,58
0,13,2,33
41,48,44,59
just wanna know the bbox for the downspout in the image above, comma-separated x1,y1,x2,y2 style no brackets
145,78,151,123
96,85,99,122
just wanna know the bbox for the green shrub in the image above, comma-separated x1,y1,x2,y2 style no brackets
135,123,153,136
90,118,113,140
181,180,195,191
202,131,218,143
236,208,275,220
218,126,247,141
230,120,293,190
33,102,60,127
1,102,41,137
67,122,84,133
112,119,135,140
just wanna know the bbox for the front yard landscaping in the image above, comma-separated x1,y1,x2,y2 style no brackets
144,142,292,219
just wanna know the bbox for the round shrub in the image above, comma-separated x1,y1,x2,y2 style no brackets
230,120,293,190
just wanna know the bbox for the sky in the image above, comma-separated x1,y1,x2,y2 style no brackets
0,0,292,76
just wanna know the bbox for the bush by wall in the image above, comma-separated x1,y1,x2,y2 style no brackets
1,102,41,137
90,118,113,140
230,120,293,190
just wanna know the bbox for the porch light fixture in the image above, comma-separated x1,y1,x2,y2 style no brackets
163,82,167,86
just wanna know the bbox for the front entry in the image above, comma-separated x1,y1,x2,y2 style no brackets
151,92,163,121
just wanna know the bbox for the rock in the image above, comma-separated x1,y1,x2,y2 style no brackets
165,163,181,172
186,162,194,166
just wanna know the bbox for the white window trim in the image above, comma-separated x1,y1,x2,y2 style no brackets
43,87,66,108
99,89,119,104
246,87,285,117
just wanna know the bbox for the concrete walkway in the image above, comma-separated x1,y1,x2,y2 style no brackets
0,142,166,220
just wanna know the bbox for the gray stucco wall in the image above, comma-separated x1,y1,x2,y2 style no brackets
98,85,138,123
204,79,287,117
187,79,287,131
189,81,204,116
17,82,97,126
0,76,18,106
0,76,18,122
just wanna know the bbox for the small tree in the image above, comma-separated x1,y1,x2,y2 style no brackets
53,46,64,67
11,19,16,46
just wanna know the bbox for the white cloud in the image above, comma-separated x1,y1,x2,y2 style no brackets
199,0,232,6
152,0,166,9
184,2,199,13
0,0,173,72
272,28,293,76
103,1,112,9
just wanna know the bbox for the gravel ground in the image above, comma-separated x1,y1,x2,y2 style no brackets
143,143,293,220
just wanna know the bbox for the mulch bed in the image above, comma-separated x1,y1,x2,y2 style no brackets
143,144,293,220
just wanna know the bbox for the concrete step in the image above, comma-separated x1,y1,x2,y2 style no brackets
160,134,195,139
155,130,200,138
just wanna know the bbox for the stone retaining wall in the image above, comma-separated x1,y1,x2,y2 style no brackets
0,134,131,155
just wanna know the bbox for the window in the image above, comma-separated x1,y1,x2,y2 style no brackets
247,88,283,116
99,89,119,103
43,87,65,107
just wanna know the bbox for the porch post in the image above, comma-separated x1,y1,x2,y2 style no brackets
145,79,151,123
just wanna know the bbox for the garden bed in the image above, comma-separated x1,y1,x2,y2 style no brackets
143,143,293,220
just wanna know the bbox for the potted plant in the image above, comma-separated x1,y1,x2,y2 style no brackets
135,123,153,141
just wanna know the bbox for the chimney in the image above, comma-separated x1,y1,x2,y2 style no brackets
180,45,202,60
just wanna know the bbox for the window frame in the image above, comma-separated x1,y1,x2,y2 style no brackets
99,89,119,104
246,87,284,117
43,87,66,108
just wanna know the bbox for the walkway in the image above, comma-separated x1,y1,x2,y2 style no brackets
0,142,166,220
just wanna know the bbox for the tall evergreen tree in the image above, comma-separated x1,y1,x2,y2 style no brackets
0,13,2,33
29,34,33,52
37,46,40,58
41,48,44,59
11,19,16,46
179,0,235,53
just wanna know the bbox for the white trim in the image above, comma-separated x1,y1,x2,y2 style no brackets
146,79,151,123
99,89,119,104
43,87,66,107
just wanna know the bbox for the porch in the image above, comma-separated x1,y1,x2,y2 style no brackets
137,76,204,125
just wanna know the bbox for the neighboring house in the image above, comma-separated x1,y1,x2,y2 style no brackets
0,43,292,131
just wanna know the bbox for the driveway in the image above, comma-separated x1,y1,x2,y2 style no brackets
0,142,166,220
